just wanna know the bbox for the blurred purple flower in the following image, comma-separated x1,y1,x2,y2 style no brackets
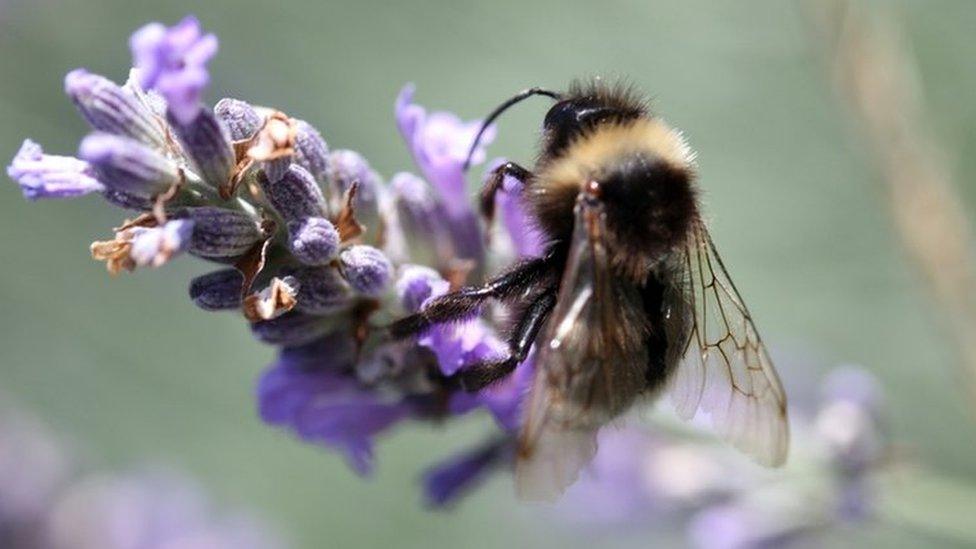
421,438,510,508
45,470,285,549
257,355,411,476
7,140,104,200
130,15,218,124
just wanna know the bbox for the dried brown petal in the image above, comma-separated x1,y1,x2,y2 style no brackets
243,276,299,321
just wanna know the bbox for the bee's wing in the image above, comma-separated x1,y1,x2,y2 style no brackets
515,201,642,500
665,219,789,466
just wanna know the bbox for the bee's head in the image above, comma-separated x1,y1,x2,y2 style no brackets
540,81,647,160
541,97,642,159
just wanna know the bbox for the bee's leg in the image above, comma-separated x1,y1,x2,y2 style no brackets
389,252,556,339
479,162,534,226
456,290,557,392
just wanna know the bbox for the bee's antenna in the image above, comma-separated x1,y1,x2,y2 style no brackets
462,87,562,172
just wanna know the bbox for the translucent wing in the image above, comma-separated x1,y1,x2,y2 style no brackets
666,219,789,466
515,197,647,501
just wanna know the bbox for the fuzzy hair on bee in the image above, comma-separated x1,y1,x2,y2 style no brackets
390,78,788,501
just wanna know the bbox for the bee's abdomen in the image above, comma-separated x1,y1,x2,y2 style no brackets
640,274,674,390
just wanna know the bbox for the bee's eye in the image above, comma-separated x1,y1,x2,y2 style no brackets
544,100,613,132
543,101,578,131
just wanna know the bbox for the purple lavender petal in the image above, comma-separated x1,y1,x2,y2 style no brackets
487,157,545,258
63,68,167,148
78,133,178,198
130,15,218,125
257,362,410,475
422,438,509,508
395,265,449,313
339,246,393,296
189,269,244,311
167,107,235,189
287,216,340,266
394,84,490,264
258,165,327,222
176,207,263,259
214,97,262,141
288,266,352,315
420,319,505,377
394,84,494,216
475,358,534,432
7,139,104,200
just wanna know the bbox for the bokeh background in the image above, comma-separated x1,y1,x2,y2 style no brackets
2,0,976,547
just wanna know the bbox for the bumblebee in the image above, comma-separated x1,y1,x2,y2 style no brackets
392,79,788,500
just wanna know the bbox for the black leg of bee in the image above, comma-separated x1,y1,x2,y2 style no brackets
389,251,557,339
480,161,534,225
456,290,557,392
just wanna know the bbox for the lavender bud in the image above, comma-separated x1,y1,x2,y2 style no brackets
330,149,380,209
287,216,340,265
390,172,451,266
258,165,327,221
396,265,449,313
290,266,352,314
167,108,234,189
64,69,167,148
177,206,264,259
189,268,244,310
340,245,392,296
263,158,291,184
78,133,178,198
214,98,262,141
6,139,104,200
251,311,332,346
293,120,330,184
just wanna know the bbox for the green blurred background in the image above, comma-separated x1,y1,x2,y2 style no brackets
2,0,975,547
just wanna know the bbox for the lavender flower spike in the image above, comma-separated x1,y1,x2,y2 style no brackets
167,107,235,189
287,216,340,266
7,140,104,200
130,15,218,124
340,245,393,296
63,69,168,149
78,133,178,198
